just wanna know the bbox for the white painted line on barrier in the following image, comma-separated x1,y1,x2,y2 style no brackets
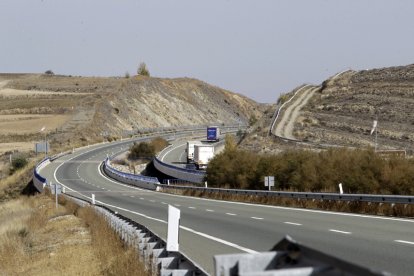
251,217,263,220
329,229,352,235
284,222,302,226
394,240,414,246
226,213,237,216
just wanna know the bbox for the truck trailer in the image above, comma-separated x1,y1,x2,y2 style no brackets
193,144,215,170
207,126,220,142
185,140,203,163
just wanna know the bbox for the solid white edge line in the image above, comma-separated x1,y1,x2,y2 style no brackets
284,222,301,226
394,240,414,245
329,229,352,235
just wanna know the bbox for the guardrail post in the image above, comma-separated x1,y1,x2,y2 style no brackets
339,183,343,194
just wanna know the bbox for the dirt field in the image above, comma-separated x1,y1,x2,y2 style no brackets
0,114,71,134
0,142,34,155
0,88,92,97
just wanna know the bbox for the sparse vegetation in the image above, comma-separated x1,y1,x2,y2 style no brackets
249,114,257,126
277,93,290,104
0,194,148,275
44,70,54,75
11,156,28,173
207,147,414,195
128,137,169,160
137,62,150,77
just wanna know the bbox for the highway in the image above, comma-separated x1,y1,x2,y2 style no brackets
40,138,414,275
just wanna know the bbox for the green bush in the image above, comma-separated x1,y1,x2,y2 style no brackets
206,148,414,195
12,157,28,170
9,156,28,175
128,142,155,159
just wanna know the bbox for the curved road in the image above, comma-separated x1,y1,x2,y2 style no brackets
40,138,414,275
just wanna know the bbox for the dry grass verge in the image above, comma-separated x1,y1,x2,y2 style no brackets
0,194,148,275
0,159,39,202
162,188,414,217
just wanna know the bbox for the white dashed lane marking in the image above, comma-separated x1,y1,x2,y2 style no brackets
395,240,414,246
329,229,352,235
206,209,214,212
251,217,264,220
226,213,237,216
188,207,196,209
284,222,302,226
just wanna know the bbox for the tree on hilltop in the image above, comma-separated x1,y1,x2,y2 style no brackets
137,62,150,77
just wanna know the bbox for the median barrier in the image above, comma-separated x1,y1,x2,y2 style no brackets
157,184,414,205
102,158,160,190
153,157,206,184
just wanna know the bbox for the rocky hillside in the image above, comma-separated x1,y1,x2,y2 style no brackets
0,74,263,152
298,65,414,153
241,64,414,155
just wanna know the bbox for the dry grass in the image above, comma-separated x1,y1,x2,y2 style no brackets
0,88,92,97
163,188,414,217
0,142,34,155
0,194,148,275
0,114,71,135
0,159,38,202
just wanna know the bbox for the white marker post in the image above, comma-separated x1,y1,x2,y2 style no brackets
339,183,344,194
167,205,180,252
264,176,275,191
55,183,58,209
92,194,95,205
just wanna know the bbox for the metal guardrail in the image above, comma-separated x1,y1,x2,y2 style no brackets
64,194,208,275
157,184,414,205
215,235,387,276
33,158,50,192
102,158,160,190
153,157,206,184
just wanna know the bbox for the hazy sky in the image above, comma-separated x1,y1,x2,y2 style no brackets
1,1,413,103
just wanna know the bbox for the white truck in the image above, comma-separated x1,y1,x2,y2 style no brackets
186,140,203,163
194,144,215,170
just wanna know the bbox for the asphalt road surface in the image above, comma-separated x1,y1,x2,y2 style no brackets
40,139,414,275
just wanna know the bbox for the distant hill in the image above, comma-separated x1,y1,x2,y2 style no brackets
242,64,414,155
0,74,264,152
